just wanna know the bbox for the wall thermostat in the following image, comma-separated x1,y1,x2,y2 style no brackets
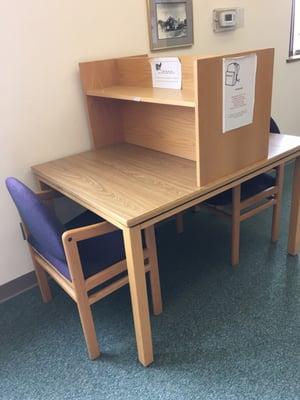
219,10,236,27
213,8,242,32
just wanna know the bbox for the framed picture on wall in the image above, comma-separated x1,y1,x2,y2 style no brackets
147,0,194,50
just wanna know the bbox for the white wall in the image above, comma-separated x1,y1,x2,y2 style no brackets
1,0,299,285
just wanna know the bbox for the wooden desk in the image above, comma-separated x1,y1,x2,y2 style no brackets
32,133,300,366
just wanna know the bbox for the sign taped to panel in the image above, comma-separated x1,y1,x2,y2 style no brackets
223,53,257,133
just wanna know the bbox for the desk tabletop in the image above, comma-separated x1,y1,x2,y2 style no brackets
32,134,300,227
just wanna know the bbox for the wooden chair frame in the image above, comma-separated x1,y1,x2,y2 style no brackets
176,164,285,266
23,189,162,360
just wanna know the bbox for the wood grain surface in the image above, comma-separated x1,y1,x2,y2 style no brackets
32,134,300,228
121,102,196,160
195,48,274,186
86,86,195,108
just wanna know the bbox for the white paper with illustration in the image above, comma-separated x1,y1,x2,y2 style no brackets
223,54,257,133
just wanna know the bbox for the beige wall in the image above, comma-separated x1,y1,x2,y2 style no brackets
1,0,299,285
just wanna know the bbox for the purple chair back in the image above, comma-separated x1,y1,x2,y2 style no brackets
6,177,66,261
270,117,280,134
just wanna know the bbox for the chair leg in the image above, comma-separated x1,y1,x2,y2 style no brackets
63,238,100,360
144,226,162,315
176,213,184,234
288,156,300,255
29,247,52,303
76,297,100,360
231,185,241,267
271,164,284,242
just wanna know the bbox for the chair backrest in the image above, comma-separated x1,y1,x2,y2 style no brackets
5,177,66,261
270,117,280,134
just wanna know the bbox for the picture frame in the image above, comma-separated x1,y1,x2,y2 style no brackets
147,0,194,51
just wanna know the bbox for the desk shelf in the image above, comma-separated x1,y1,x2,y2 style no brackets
79,51,274,186
87,86,195,108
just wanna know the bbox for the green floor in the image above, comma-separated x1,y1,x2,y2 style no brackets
1,165,299,400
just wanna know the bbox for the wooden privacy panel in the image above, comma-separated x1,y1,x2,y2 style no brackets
195,48,274,186
79,55,197,152
121,102,196,160
79,59,119,91
107,55,195,92
117,57,152,88
80,55,194,91
86,97,123,148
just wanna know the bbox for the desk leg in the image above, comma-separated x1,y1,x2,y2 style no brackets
288,156,300,255
123,226,153,367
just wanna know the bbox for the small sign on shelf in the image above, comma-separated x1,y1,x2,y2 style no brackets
149,57,182,89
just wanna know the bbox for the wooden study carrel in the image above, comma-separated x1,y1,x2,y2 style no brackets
79,48,274,186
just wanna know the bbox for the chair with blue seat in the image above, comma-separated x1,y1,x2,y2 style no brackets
203,117,284,266
5,177,162,360
176,118,284,266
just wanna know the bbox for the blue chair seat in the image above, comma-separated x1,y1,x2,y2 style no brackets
206,173,276,207
30,211,125,281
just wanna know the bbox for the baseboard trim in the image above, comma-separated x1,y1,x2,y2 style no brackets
0,271,37,304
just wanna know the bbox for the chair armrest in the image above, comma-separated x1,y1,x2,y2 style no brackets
62,221,119,243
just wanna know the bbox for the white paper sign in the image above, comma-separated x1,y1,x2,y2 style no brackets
150,57,182,89
223,54,257,133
